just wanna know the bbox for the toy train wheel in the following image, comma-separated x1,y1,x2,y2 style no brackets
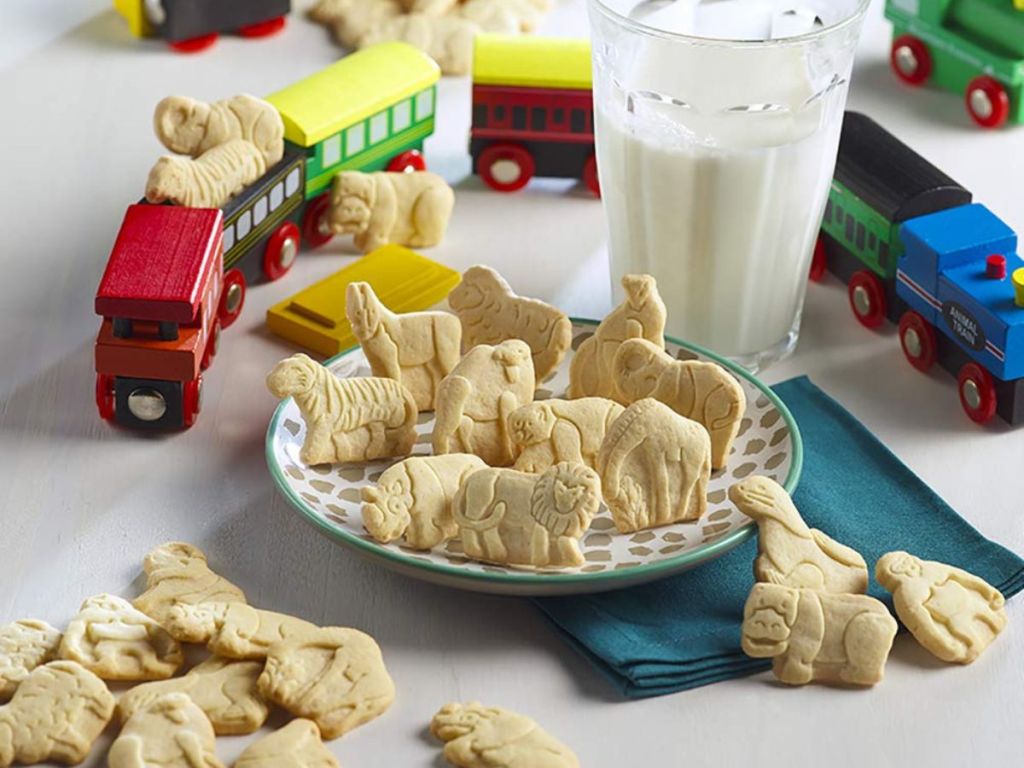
219,269,246,329
847,271,887,329
478,144,534,193
183,377,202,429
958,363,997,424
201,321,221,370
302,195,334,249
264,221,300,281
965,77,1010,130
582,154,600,197
168,34,219,53
898,311,936,372
238,16,287,38
95,374,116,421
808,236,827,282
890,35,931,86
387,150,426,173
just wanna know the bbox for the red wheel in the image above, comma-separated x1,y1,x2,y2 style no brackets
958,363,997,424
219,269,246,328
965,76,1010,129
809,236,828,282
386,149,426,173
238,16,286,38
847,270,887,329
263,221,300,281
478,144,535,193
201,320,221,370
168,33,218,53
96,374,115,421
582,154,600,197
183,377,202,428
302,194,334,249
890,35,931,86
898,311,937,372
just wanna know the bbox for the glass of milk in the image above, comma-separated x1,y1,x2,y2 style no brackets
589,0,868,369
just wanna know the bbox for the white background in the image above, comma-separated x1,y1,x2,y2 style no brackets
1,1,1022,765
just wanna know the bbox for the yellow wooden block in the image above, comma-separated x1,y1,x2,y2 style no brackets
473,34,592,91
113,0,151,37
266,245,461,357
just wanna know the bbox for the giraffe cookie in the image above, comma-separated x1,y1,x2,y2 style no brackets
0,619,62,701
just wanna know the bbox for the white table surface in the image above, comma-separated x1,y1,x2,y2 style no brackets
1,1,1022,765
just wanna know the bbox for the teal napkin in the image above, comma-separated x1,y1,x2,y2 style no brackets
533,376,1024,698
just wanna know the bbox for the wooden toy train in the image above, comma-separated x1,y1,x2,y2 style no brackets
811,112,1024,426
113,0,291,52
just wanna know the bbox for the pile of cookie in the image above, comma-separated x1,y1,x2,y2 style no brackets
267,267,749,569
0,542,579,767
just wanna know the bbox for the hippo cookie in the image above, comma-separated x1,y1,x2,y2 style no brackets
0,619,61,701
235,719,339,768
108,693,224,768
133,542,247,626
508,398,624,474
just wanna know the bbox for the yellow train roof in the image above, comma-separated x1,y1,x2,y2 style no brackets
473,35,592,91
266,43,441,147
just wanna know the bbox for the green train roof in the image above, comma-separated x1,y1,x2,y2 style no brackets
835,112,972,223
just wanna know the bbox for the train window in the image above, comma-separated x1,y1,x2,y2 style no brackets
531,107,545,131
845,214,854,241
223,225,235,252
512,106,526,129
285,168,300,197
270,182,284,211
879,241,891,268
855,223,865,250
824,199,832,222
473,104,487,127
323,135,341,166
494,105,506,122
253,197,267,227
868,232,876,251
415,89,434,120
236,211,251,240
570,109,586,132
393,99,412,132
346,124,365,157
835,204,844,224
369,112,388,145
553,108,565,124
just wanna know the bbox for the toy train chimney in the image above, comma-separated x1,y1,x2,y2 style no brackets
1014,268,1024,308
987,254,1007,279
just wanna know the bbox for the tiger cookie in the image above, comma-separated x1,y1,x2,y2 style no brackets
508,397,624,473
877,551,1007,664
258,627,395,740
234,719,340,768
0,619,61,701
108,693,224,768
448,265,573,383
0,661,114,767
117,656,269,736
165,602,318,661
133,542,247,626
59,594,183,681
431,702,579,768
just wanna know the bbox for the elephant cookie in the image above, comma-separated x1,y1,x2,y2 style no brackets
153,93,285,166
133,542,247,626
431,702,579,768
235,719,339,768
508,398,624,473
0,619,61,701
877,551,1007,664
568,274,666,402
729,476,868,594
165,602,318,661
117,656,269,735
267,353,418,465
258,627,396,740
741,583,898,686
448,265,572,383
612,338,746,470
362,453,487,549
451,463,602,568
59,594,183,681
597,399,711,533
108,693,224,768
0,661,114,767
347,281,462,411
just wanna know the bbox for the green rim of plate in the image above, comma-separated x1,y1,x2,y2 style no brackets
265,318,804,588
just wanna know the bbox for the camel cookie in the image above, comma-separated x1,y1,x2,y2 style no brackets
267,353,418,465
347,281,462,411
0,661,114,766
165,602,318,661
729,476,868,594
308,0,402,48
612,338,746,470
235,719,339,768
433,340,535,467
108,693,224,768
448,266,573,383
741,583,898,686
431,702,579,768
597,399,710,533
117,656,269,736
153,93,284,166
327,170,455,253
0,620,61,701
452,463,601,568
877,551,1007,664
358,15,479,75
258,627,395,740
508,398,624,473
568,274,666,402
362,453,487,549
59,594,183,681
145,138,267,209
133,542,247,626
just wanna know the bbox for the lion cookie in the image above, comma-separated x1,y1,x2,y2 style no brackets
597,399,710,533
267,353,418,465
509,398,624,473
431,702,579,768
347,281,462,411
165,602,318,661
0,661,114,767
433,340,535,467
108,693,224,768
362,454,487,549
258,627,396,740
877,551,1007,664
59,594,182,681
451,463,602,568
133,542,247,626
741,583,898,686
0,619,61,701
153,93,285,166
729,476,868,594
235,719,339,768
448,265,572,383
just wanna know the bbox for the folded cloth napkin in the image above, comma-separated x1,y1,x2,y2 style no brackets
533,375,1024,698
